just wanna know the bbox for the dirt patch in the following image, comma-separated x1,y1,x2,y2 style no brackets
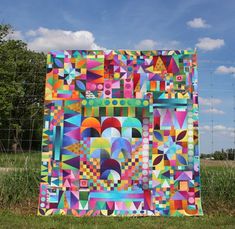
201,159,235,168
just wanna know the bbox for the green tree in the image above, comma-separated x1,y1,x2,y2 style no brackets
213,150,227,160
226,148,235,160
0,24,46,152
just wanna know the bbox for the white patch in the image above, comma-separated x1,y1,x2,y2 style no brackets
215,65,235,75
25,27,105,52
187,18,210,28
196,37,224,51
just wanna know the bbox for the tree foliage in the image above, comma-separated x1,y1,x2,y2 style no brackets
201,148,235,160
0,24,46,152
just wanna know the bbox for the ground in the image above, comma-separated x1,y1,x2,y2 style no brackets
0,212,235,229
0,153,234,228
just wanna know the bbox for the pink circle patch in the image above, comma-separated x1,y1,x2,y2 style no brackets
97,84,103,90
87,83,96,90
188,197,194,204
105,83,111,89
105,90,111,95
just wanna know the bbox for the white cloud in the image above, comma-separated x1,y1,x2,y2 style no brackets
6,30,24,40
196,37,224,51
135,39,158,50
199,97,222,106
4,27,105,52
187,18,210,28
200,125,211,131
202,108,225,115
200,125,235,137
25,30,38,37
26,27,104,52
135,39,181,50
214,125,229,131
215,65,235,75
164,40,181,49
199,97,225,115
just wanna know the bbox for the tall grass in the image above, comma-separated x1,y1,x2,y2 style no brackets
201,166,235,215
0,152,41,168
0,169,40,210
0,152,40,211
0,153,234,215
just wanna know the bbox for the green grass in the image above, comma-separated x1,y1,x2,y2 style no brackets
0,212,235,229
0,152,41,169
0,153,234,228
201,166,235,215
0,168,40,209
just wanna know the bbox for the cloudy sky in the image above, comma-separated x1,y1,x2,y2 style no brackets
1,0,235,153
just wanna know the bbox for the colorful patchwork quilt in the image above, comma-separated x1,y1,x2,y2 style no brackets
38,50,203,216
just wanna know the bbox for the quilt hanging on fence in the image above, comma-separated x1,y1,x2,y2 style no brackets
38,50,203,216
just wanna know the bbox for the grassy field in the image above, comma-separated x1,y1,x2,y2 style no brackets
0,212,235,229
0,153,234,228
0,151,41,169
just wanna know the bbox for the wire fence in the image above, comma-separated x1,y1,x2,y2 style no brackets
0,68,234,154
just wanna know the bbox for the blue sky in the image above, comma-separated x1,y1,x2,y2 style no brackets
1,0,235,153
